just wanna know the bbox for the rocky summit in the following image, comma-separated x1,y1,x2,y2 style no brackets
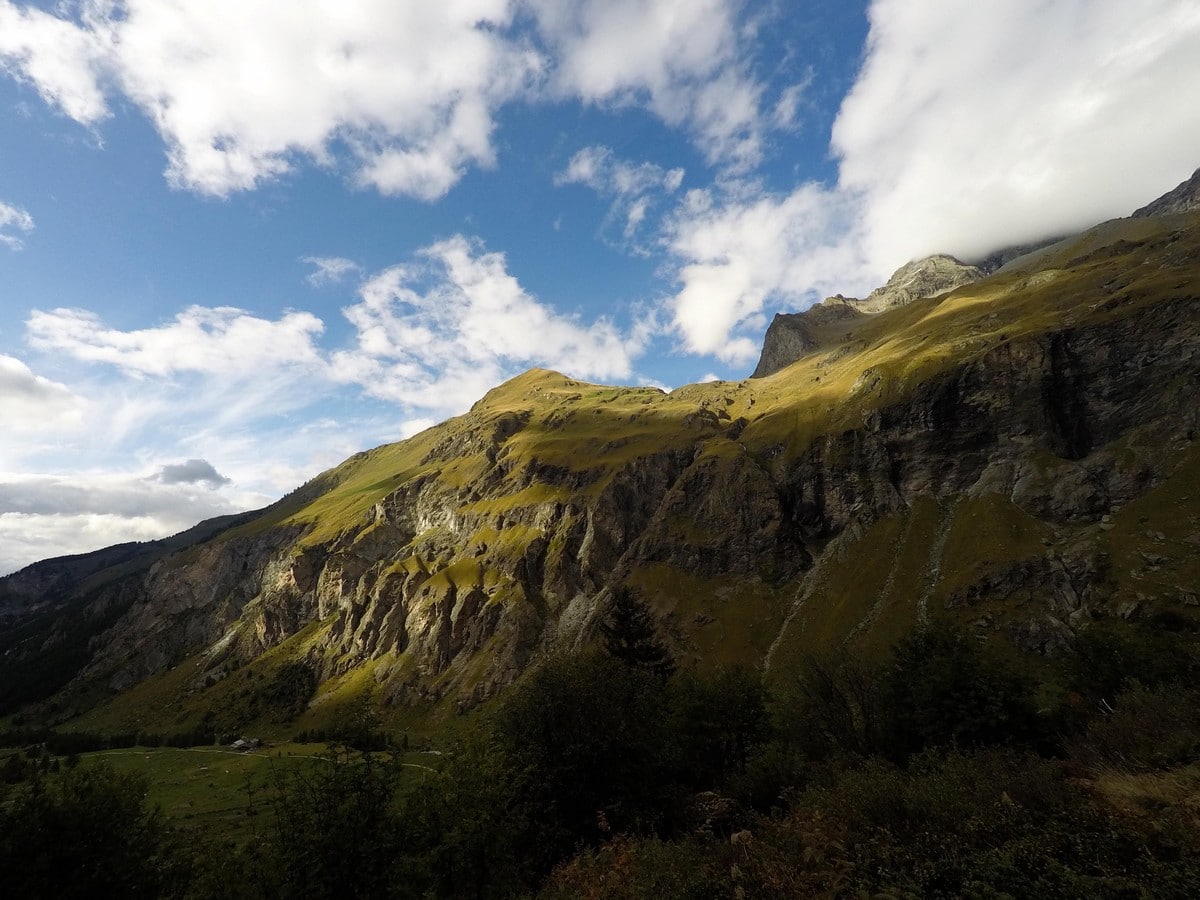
751,254,985,378
3,174,1200,734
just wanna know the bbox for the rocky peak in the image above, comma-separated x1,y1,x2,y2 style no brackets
751,254,983,378
855,254,984,313
1133,167,1200,218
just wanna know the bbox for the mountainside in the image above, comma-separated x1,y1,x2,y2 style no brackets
751,254,985,378
4,179,1200,734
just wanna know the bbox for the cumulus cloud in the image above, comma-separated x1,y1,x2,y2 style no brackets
652,0,1200,361
0,353,85,430
0,472,243,575
529,0,771,167
333,235,646,411
302,256,361,287
833,0,1200,271
0,200,34,250
663,183,873,363
0,0,540,199
556,145,683,243
0,1,809,195
16,233,649,467
0,513,174,575
0,1,109,123
26,305,327,379
156,459,231,486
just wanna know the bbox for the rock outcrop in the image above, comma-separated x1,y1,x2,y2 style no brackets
1133,167,1200,218
751,255,983,378
4,177,1200,729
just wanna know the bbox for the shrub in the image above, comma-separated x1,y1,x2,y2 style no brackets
0,762,189,899
494,652,679,873
882,625,1040,758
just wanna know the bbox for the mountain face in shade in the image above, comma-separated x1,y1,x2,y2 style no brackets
3,173,1200,733
1133,167,1200,218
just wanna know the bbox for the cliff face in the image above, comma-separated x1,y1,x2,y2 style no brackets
1133,167,1200,218
4,199,1200,729
751,254,984,378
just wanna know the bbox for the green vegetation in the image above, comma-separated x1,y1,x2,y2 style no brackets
4,217,1200,894
599,587,677,679
4,615,1199,897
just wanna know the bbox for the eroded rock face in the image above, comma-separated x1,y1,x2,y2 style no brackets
74,281,1200,707
8,201,1200,718
752,255,983,378
1133,167,1200,218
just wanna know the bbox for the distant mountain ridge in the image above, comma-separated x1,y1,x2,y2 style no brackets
3,169,1200,734
1133,166,1200,217
751,254,984,378
752,167,1200,379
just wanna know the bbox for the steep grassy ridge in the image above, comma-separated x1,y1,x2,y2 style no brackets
5,211,1199,733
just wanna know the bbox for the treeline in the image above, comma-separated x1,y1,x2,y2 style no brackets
4,598,1200,897
0,725,232,757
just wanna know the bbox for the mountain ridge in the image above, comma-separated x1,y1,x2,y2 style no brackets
4,171,1200,733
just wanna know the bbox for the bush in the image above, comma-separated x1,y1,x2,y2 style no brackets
882,625,1040,758
0,762,189,899
494,652,680,873
259,749,405,899
670,666,770,790
1073,684,1200,771
770,651,886,762
1067,620,1200,701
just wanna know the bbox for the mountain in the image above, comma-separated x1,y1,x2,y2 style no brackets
4,173,1200,733
1133,166,1200,217
751,254,985,378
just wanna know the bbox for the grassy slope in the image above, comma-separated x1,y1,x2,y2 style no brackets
66,212,1200,733
204,212,1200,558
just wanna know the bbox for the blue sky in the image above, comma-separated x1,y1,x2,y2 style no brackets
2,0,1199,574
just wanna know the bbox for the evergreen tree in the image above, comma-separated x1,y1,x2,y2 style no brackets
599,588,676,679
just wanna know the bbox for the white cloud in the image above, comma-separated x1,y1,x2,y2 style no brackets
0,200,34,250
302,255,361,287
649,0,1200,363
833,0,1200,271
663,183,873,363
771,74,812,131
26,305,327,379
333,235,646,412
557,145,683,197
0,513,178,576
0,1,109,124
0,1,805,196
0,471,243,575
556,144,684,244
0,353,85,431
0,0,540,199
529,0,769,167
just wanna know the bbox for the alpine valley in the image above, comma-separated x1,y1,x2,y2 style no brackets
3,169,1200,739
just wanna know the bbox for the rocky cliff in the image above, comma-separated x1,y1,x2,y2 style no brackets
751,255,984,378
1133,167,1200,218
4,179,1200,732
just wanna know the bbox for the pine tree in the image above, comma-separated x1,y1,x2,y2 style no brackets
599,588,676,679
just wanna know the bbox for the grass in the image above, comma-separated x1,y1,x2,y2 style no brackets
628,564,791,670
29,213,1200,740
1093,762,1200,825
1099,442,1200,606
934,493,1054,604
76,744,325,837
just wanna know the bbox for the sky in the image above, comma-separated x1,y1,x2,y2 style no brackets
1,0,1199,575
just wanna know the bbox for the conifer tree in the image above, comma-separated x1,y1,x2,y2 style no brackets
599,588,676,679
